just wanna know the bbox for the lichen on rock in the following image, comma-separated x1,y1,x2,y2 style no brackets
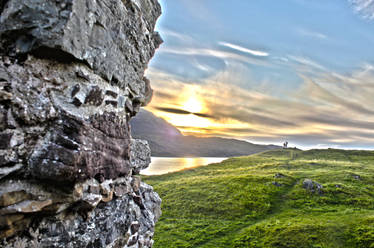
0,0,162,247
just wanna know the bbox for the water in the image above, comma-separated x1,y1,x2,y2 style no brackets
140,157,227,176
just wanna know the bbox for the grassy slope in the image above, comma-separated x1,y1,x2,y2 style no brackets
143,149,374,248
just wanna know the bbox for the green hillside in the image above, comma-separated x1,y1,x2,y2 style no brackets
143,149,374,248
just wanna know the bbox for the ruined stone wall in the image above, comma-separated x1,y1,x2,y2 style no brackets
0,0,162,247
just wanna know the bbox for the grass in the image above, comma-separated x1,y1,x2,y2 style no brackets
143,148,374,248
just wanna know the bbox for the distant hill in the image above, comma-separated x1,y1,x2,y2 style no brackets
130,109,280,157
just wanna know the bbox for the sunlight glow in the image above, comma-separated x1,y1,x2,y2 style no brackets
180,87,205,113
147,79,374,148
148,85,219,134
183,95,203,113
169,114,212,130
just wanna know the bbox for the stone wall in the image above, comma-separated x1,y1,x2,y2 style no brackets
0,0,162,247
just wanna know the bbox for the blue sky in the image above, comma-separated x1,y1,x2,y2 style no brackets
146,0,374,149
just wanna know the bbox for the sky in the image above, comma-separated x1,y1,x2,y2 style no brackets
145,0,374,149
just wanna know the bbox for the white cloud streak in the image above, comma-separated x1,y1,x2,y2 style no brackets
158,46,271,67
288,55,326,71
298,28,328,40
160,28,194,42
218,42,269,57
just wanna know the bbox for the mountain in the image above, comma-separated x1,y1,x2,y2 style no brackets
130,109,280,157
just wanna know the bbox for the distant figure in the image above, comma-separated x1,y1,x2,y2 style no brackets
283,141,288,149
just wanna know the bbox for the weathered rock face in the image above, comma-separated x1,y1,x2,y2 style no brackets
0,0,162,247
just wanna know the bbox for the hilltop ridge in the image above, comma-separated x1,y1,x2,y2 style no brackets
131,109,280,157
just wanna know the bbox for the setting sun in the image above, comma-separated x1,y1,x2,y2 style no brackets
147,84,221,134
182,95,203,113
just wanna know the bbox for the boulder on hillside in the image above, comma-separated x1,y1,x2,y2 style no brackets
274,173,286,178
302,179,323,195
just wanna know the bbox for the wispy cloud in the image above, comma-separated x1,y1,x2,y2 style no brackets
160,28,194,42
146,61,374,148
350,0,374,19
298,28,328,40
192,58,213,72
218,42,269,57
288,55,326,71
154,106,215,118
158,46,271,67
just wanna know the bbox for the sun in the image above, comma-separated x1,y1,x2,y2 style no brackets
182,95,203,113
149,85,222,135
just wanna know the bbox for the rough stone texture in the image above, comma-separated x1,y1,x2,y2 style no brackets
352,174,361,180
0,0,162,247
130,139,151,175
0,178,161,247
272,181,282,187
0,0,161,100
274,173,285,178
302,179,323,195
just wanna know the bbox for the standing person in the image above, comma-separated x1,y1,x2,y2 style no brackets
283,141,288,149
